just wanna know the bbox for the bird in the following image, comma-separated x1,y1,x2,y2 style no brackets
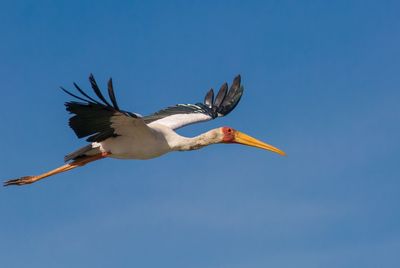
4,74,285,186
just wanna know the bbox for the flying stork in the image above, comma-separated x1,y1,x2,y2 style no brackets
4,74,285,186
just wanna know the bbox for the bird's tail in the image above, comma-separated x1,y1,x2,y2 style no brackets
64,143,102,162
3,152,110,187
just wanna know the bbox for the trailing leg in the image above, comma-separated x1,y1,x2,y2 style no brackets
3,152,110,187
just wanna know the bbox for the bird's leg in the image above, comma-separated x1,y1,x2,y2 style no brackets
3,152,110,187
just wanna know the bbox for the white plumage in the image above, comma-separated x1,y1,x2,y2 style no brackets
4,74,285,186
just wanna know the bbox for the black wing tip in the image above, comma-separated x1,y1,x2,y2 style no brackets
203,74,244,117
61,74,128,142
61,73,121,109
234,74,241,83
204,88,214,108
107,77,120,110
89,73,95,81
231,75,241,89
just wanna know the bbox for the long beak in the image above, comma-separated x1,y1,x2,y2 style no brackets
234,131,286,156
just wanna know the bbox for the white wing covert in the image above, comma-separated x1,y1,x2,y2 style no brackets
143,75,244,130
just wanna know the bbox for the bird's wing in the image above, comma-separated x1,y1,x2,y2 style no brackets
143,75,244,130
62,74,151,143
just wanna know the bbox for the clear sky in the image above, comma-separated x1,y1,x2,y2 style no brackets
1,1,399,267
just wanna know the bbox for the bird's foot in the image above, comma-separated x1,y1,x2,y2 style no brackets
3,176,36,186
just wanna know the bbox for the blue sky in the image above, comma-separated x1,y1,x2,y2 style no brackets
1,1,399,267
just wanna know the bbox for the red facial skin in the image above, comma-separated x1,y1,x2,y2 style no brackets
222,126,236,143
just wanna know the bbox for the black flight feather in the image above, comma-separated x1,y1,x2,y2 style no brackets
60,87,90,103
204,88,214,108
73,82,103,105
89,74,113,108
217,75,243,116
107,78,120,110
213,82,228,108
63,74,136,143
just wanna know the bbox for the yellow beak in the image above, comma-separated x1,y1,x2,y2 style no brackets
234,131,286,156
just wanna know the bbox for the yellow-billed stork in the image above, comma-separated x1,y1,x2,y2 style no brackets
4,74,285,186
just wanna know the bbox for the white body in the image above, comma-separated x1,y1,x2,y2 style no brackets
93,123,222,160
98,124,175,159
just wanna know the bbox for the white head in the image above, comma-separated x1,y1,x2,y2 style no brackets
178,126,286,155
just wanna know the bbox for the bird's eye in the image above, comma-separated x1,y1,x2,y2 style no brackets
227,128,232,133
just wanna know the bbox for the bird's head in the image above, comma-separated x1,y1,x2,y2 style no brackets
219,126,286,156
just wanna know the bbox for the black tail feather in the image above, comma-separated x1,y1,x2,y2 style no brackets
64,144,96,162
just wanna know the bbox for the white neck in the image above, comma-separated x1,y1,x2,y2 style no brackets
169,128,223,151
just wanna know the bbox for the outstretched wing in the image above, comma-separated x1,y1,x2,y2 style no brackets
62,74,149,143
143,75,244,129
